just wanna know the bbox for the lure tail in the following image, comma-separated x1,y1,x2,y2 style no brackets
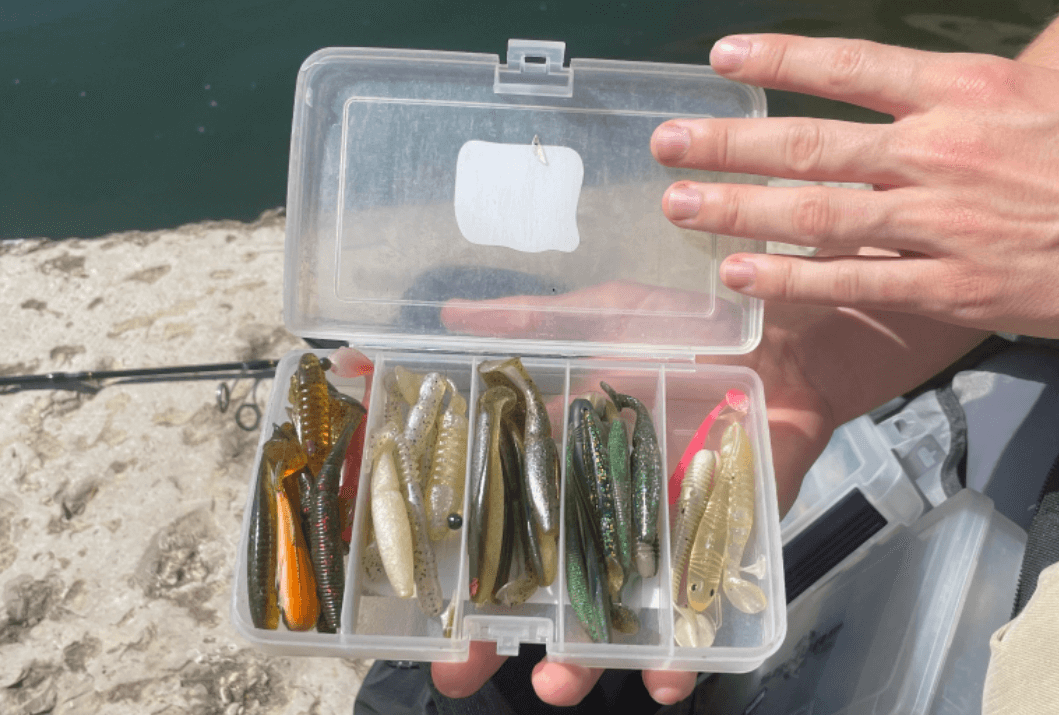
668,390,748,506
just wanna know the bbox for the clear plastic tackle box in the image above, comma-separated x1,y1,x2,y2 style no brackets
781,415,927,603
699,488,1027,715
229,39,787,672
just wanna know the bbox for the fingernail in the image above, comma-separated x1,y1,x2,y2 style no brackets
723,259,756,290
653,124,690,161
667,187,701,221
711,36,752,72
654,687,684,705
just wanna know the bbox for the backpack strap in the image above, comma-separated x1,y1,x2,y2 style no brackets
1013,450,1059,617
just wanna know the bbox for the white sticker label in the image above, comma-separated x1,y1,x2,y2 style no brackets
453,139,583,253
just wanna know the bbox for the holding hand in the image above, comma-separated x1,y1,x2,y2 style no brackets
654,34,1059,338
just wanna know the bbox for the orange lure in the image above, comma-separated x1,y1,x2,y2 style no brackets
276,481,320,631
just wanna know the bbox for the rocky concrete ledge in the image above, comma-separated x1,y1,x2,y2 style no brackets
0,211,366,715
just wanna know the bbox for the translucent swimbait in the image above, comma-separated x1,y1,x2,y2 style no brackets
479,357,559,538
393,365,424,404
382,372,406,428
673,605,716,648
404,371,446,469
670,450,718,606
370,433,414,599
601,382,663,578
686,468,731,614
307,395,365,633
426,381,469,541
468,385,516,604
276,484,320,631
720,423,767,614
289,353,332,477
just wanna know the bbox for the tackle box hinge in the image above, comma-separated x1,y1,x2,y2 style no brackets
494,39,574,98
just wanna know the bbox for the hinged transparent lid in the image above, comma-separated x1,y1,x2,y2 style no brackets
284,40,766,358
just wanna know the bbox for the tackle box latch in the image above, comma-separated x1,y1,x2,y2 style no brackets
494,39,573,98
463,616,554,656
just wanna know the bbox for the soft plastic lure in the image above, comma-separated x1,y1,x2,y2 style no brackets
289,353,332,477
247,458,279,630
370,428,415,599
328,347,374,541
376,422,444,617
468,385,516,604
276,484,320,631
668,390,749,505
564,445,612,643
569,399,623,599
673,605,716,648
495,421,539,607
426,380,469,541
307,394,365,633
670,449,718,607
479,357,559,538
720,423,767,614
382,372,406,428
248,423,308,630
404,371,447,473
601,382,663,578
686,468,731,614
608,417,634,586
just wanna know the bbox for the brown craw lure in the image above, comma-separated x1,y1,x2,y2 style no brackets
289,353,332,478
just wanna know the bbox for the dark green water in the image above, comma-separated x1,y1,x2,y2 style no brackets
0,0,1051,238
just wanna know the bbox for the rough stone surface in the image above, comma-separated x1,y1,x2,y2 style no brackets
0,211,369,715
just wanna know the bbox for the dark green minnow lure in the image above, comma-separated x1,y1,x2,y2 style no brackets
607,417,634,586
601,382,663,579
308,393,366,633
564,446,612,643
569,399,623,599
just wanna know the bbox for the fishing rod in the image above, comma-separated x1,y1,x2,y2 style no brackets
0,358,281,431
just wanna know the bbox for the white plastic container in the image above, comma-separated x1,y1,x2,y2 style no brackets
230,39,786,673
699,488,1026,715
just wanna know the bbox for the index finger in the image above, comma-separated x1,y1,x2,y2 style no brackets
710,34,939,117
